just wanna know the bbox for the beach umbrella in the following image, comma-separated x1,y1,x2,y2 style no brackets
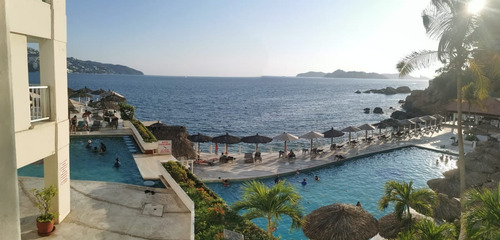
300,131,324,152
68,87,75,96
89,100,120,111
397,119,415,134
91,88,107,95
240,134,272,152
303,203,378,240
70,91,93,103
77,86,94,94
188,133,213,153
433,193,461,222
433,114,445,125
212,133,241,155
421,115,437,128
68,99,80,113
341,126,361,143
358,123,376,140
410,117,426,131
273,132,299,152
103,91,126,102
323,127,345,144
374,122,390,135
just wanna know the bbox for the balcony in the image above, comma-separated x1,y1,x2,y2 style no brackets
29,86,50,122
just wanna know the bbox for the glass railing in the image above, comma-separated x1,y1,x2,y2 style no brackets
29,86,50,122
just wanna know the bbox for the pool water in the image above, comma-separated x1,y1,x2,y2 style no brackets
18,136,149,186
205,147,457,240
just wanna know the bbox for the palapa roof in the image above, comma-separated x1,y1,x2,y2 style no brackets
188,133,213,143
240,134,272,144
341,126,361,132
444,97,500,117
378,212,418,239
212,133,241,144
323,128,345,138
303,203,378,240
300,131,324,139
358,124,376,131
433,193,461,222
273,132,299,141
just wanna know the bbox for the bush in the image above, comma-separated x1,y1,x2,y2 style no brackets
131,119,157,143
119,102,135,120
162,161,273,239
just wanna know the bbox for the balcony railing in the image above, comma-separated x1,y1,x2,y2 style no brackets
29,86,50,122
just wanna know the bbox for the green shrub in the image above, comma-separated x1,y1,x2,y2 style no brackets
465,133,479,141
131,119,157,143
119,102,135,120
162,161,273,239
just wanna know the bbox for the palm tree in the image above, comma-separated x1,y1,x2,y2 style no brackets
231,180,303,237
396,2,496,237
413,219,457,240
378,180,437,221
463,183,500,239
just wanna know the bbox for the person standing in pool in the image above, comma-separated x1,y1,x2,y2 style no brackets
114,158,121,168
314,176,320,181
301,179,307,186
86,140,92,148
100,142,107,153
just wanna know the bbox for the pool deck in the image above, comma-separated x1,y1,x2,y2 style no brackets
19,177,191,240
193,126,473,182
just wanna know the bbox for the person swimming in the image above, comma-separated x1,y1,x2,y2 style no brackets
93,146,99,152
86,140,92,148
314,176,320,181
100,142,107,153
301,179,307,186
114,157,121,168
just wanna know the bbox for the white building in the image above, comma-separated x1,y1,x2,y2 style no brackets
0,0,70,238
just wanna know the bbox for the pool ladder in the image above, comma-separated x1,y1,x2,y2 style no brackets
123,136,138,153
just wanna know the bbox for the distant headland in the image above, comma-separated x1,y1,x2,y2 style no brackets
27,48,143,75
297,69,428,80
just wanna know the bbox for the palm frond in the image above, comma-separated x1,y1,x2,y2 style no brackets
397,50,439,77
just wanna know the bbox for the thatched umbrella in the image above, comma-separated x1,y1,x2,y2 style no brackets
70,91,93,103
341,126,361,143
433,193,461,222
89,100,120,111
433,114,445,125
273,132,299,152
410,117,425,131
77,86,94,94
240,134,272,152
91,88,107,95
421,115,437,128
397,119,415,134
303,203,378,240
68,99,80,113
358,124,376,140
103,91,126,102
212,133,241,155
68,87,75,96
323,127,345,144
188,133,213,153
300,131,324,152
378,212,419,239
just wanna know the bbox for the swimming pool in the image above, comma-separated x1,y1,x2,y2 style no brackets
18,136,152,186
205,147,456,240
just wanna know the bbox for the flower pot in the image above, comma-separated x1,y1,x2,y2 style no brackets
37,220,55,236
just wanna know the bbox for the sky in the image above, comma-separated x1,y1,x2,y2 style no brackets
66,0,441,77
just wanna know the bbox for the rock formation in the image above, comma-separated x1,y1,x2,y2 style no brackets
373,107,383,114
363,86,411,95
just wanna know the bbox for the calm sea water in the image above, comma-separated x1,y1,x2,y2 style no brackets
206,147,456,240
30,73,428,152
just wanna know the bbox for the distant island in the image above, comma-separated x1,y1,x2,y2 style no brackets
27,48,143,75
297,69,428,80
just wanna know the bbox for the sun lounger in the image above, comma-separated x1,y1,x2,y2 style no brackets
254,152,262,162
90,120,101,131
244,153,254,163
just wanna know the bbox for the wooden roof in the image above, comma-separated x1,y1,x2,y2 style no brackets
445,98,500,117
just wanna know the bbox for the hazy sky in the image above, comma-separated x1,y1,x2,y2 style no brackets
66,0,440,77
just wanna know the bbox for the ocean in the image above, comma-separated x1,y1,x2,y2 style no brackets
30,73,429,152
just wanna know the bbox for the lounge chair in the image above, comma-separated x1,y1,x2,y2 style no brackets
244,153,254,163
254,152,262,162
90,120,101,131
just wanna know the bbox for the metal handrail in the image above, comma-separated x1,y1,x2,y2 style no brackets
29,86,50,122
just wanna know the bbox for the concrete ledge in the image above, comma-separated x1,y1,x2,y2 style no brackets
123,120,158,154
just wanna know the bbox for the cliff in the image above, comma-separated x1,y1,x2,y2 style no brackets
27,48,143,75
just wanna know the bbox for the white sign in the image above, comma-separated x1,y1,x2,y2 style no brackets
158,140,172,155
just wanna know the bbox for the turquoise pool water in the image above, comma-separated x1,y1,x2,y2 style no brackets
205,147,457,240
17,136,156,186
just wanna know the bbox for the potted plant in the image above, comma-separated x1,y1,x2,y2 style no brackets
30,185,57,236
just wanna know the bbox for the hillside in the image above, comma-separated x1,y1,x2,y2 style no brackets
27,48,143,75
297,69,428,79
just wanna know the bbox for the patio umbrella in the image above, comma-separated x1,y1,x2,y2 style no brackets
240,134,272,152
421,115,437,128
91,88,107,95
212,133,241,155
273,132,299,152
323,127,344,144
358,124,376,140
300,131,324,152
303,203,378,240
77,86,94,94
103,91,126,102
70,91,93,103
188,133,213,153
341,126,361,143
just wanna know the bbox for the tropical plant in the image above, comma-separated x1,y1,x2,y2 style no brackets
463,183,500,239
378,180,437,221
30,185,57,223
231,180,303,237
118,102,135,120
415,219,457,240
